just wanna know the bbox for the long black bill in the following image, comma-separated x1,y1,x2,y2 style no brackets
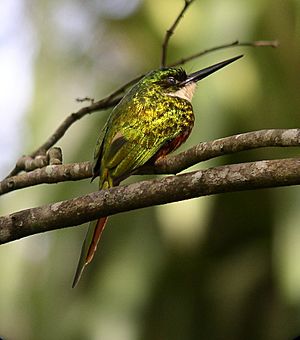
181,55,243,85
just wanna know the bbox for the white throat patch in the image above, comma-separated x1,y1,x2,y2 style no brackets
167,82,197,102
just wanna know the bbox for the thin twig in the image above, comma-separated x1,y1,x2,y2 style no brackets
75,97,95,104
168,40,279,67
161,0,195,67
5,76,143,179
30,77,143,157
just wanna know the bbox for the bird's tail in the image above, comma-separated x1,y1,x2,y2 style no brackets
72,216,108,288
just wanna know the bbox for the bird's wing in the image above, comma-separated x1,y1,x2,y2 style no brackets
73,127,172,288
103,128,177,181
92,123,108,180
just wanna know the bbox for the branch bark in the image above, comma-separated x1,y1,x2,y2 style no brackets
1,128,299,195
1,157,300,244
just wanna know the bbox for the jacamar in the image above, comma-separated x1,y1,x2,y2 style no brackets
72,54,243,287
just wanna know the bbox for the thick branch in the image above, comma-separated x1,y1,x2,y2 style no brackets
1,129,299,195
1,158,300,244
151,128,300,174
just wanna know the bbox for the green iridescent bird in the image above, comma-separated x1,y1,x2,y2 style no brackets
72,54,243,287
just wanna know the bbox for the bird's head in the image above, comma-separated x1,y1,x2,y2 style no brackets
140,55,243,102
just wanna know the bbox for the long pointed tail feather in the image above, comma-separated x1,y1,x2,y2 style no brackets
72,216,108,288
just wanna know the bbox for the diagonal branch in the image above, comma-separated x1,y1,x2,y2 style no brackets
1,157,300,244
5,96,122,179
1,128,299,195
4,75,144,179
168,40,279,67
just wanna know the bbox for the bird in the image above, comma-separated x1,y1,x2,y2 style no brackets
72,54,243,287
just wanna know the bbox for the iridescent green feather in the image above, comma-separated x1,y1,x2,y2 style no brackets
73,56,242,287
73,67,194,287
97,68,194,184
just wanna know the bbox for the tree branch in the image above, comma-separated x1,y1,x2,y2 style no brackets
1,157,300,244
161,0,195,67
1,129,299,195
168,40,278,67
150,128,300,174
0,162,92,195
5,95,123,178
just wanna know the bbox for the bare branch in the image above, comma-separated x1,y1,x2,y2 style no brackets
150,128,300,174
75,97,95,104
0,162,91,195
29,80,141,159
11,147,63,175
161,0,195,67
16,155,49,172
4,83,138,179
1,157,300,244
1,129,299,195
47,147,63,165
168,40,279,67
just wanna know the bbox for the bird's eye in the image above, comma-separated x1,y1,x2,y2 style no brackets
167,76,177,85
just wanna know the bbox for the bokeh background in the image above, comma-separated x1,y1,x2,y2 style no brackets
1,0,300,339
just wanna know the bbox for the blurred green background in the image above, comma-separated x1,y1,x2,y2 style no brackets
1,0,300,339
